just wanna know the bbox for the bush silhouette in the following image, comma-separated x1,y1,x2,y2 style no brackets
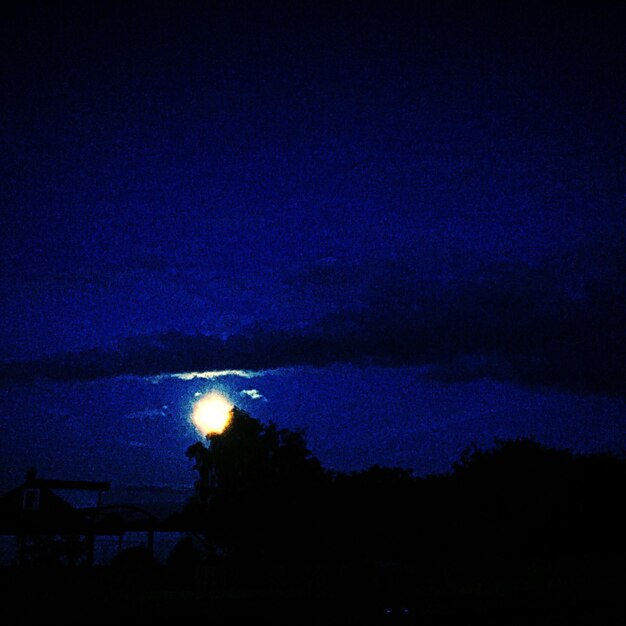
166,536,203,572
111,545,154,569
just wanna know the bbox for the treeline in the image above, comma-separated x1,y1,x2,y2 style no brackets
175,408,626,577
4,408,624,622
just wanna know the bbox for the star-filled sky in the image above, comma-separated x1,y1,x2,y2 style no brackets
1,1,624,492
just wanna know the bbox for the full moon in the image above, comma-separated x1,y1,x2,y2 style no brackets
192,391,233,436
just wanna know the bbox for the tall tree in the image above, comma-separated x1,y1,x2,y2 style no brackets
185,407,326,558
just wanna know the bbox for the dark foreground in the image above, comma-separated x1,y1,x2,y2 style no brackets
2,552,624,625
3,435,625,623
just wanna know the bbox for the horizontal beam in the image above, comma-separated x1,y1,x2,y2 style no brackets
32,479,110,492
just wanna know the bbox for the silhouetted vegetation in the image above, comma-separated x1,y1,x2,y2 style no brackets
166,536,202,572
3,406,625,623
182,407,328,561
173,407,626,620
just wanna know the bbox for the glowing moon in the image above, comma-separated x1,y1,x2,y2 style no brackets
192,392,233,436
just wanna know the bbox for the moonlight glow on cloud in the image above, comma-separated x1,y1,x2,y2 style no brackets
170,370,259,381
241,389,265,400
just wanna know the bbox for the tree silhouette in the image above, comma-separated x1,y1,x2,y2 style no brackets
184,406,326,559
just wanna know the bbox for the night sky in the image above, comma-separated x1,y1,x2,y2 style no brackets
1,1,624,493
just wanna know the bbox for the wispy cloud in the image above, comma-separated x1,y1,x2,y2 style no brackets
153,369,260,382
241,388,266,401
123,407,169,420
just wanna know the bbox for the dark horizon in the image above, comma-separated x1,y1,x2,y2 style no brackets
1,408,625,624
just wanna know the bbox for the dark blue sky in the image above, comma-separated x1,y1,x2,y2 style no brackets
1,1,624,489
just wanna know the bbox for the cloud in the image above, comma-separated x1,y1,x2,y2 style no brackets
240,389,266,401
153,369,260,382
123,407,169,421
1,238,624,397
